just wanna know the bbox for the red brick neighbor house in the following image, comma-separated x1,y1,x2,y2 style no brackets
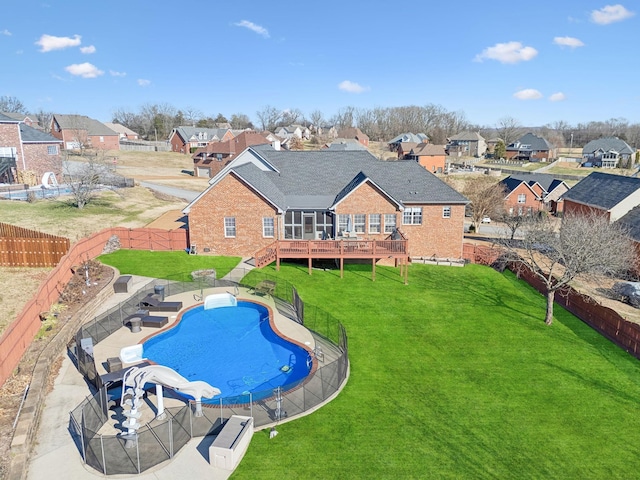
191,131,272,178
506,133,555,162
104,122,140,140
50,114,120,150
404,144,447,174
0,113,63,185
168,126,236,154
337,127,370,148
184,144,469,265
499,173,569,216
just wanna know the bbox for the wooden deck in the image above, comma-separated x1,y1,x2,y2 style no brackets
254,238,409,282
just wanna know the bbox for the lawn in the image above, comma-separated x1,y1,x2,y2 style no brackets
98,249,241,282
229,262,640,479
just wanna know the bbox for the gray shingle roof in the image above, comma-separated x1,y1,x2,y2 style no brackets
508,132,552,151
228,147,468,211
53,114,117,136
582,137,634,156
0,113,19,123
500,173,564,194
388,133,428,144
563,172,640,209
19,124,62,143
617,206,640,241
448,131,485,142
173,126,230,142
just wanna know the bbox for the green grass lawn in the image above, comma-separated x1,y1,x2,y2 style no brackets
230,262,640,479
97,249,241,281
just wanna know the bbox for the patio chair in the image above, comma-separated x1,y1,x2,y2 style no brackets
139,293,183,312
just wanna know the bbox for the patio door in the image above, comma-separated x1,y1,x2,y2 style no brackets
303,213,315,239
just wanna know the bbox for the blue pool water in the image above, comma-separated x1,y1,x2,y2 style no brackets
142,301,311,403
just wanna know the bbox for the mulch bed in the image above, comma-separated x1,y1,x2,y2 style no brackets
0,261,113,478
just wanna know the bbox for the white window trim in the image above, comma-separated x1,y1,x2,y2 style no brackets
443,206,451,218
224,217,236,238
517,194,526,204
368,214,381,234
402,207,423,225
384,214,397,233
262,217,274,238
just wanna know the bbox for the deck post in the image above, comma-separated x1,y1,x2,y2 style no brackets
404,257,409,285
308,257,312,275
340,257,344,278
276,257,280,271
372,258,376,281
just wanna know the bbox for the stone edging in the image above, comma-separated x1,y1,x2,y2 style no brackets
8,267,119,480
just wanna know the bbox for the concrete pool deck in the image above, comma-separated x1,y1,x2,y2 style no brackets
25,268,324,480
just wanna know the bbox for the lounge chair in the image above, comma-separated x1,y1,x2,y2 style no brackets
139,293,183,312
141,315,169,328
251,280,276,297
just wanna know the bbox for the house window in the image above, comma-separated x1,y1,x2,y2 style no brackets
354,214,366,233
338,214,350,236
216,153,223,161
99,136,104,143
262,217,274,238
224,217,236,238
384,214,397,233
443,206,451,218
403,207,422,225
47,145,58,155
518,194,526,204
369,214,381,234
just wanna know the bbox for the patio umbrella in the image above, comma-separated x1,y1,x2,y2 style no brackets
346,215,353,233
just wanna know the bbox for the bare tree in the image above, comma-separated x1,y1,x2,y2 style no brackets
501,212,636,325
496,116,524,147
256,105,283,132
460,176,507,232
59,149,115,209
230,113,253,129
32,109,53,133
309,110,325,129
496,212,533,241
0,95,27,114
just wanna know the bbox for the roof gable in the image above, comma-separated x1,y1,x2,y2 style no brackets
52,114,117,136
563,172,640,209
582,137,634,156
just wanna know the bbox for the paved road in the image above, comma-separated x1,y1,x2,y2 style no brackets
139,181,200,202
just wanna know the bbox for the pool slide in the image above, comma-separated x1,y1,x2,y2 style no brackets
121,364,220,443
204,292,237,310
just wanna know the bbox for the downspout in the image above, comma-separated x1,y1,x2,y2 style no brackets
17,122,26,170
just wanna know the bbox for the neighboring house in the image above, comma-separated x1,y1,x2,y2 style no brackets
499,173,569,216
396,142,418,159
315,125,338,138
505,133,555,162
50,114,120,150
563,172,640,222
323,139,368,151
191,131,271,178
486,137,503,157
338,127,370,148
446,131,487,158
184,144,468,261
0,113,62,184
582,137,635,168
405,144,447,174
387,133,428,152
274,125,311,140
168,126,234,154
104,122,140,140
1,112,38,128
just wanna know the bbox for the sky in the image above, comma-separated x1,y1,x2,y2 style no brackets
1,1,639,128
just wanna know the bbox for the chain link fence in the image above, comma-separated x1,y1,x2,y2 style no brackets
68,272,348,475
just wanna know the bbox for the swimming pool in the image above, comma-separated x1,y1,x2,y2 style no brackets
142,301,312,403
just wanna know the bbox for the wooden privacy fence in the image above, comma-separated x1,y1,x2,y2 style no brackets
0,222,70,267
0,227,188,387
462,242,640,361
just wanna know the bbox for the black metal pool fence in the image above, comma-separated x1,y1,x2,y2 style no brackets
68,272,349,475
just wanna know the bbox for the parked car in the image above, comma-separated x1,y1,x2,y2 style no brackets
481,216,491,223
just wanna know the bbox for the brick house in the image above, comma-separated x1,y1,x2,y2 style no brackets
0,113,62,184
387,132,429,152
184,144,469,261
191,131,271,178
337,127,370,148
500,173,569,216
168,126,235,154
446,131,487,158
506,133,555,162
563,172,640,222
104,122,139,140
581,137,635,168
50,114,120,150
404,144,447,174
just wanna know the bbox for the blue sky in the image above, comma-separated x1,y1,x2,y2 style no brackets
1,1,638,128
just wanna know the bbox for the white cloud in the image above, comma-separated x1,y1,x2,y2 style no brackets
1,29,11,36
80,45,96,54
513,89,543,100
591,4,635,24
36,34,81,52
234,20,269,38
553,36,585,48
137,79,151,87
110,70,126,77
338,80,369,93
64,62,104,78
474,41,538,64
549,92,566,102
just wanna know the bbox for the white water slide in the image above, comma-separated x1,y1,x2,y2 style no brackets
120,364,220,444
